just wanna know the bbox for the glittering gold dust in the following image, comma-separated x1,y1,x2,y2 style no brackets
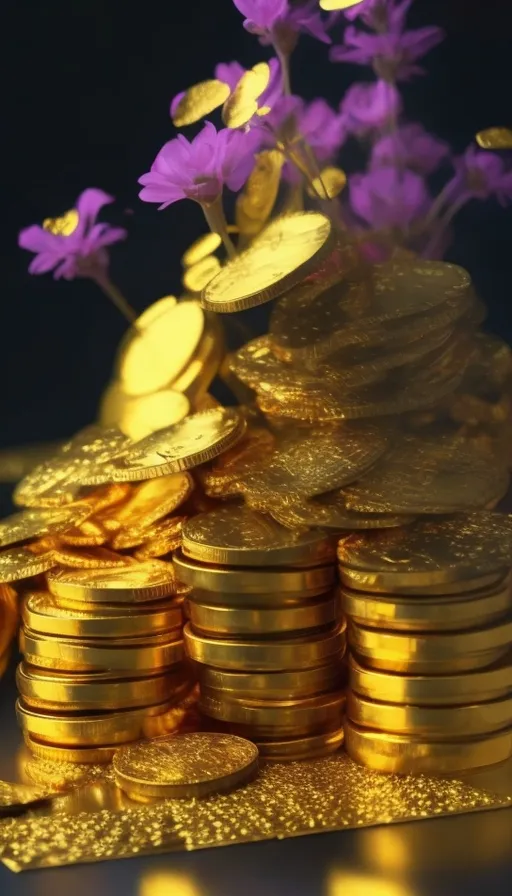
0,753,509,872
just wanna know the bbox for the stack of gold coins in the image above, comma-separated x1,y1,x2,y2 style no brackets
338,513,512,774
176,505,347,760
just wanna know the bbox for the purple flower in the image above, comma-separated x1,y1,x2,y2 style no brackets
331,24,444,80
18,188,127,280
371,124,449,173
139,122,260,209
349,166,429,229
340,80,401,135
214,61,246,92
343,0,413,30
446,146,512,205
233,0,332,48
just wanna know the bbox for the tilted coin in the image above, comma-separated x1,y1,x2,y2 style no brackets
201,211,332,313
267,492,413,531
51,546,134,569
198,662,344,700
254,727,344,761
59,519,109,547
200,689,345,735
114,516,185,552
88,409,246,483
133,523,184,560
347,691,512,738
338,513,512,592
187,592,340,637
20,628,184,673
0,505,92,548
113,732,259,799
0,545,56,582
24,732,118,764
106,473,193,531
100,385,190,442
78,482,133,514
182,233,222,267
47,560,177,604
181,506,336,568
344,719,512,774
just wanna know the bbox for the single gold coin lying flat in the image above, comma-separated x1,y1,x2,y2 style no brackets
184,622,345,671
255,727,344,761
16,663,187,711
21,628,183,673
24,732,117,764
16,699,170,747
182,507,335,568
349,617,512,674
0,545,56,582
0,504,92,548
199,662,344,700
113,732,259,799
23,591,182,639
201,212,332,313
95,408,246,483
344,719,512,774
349,653,512,706
338,513,512,593
347,691,512,738
200,689,345,735
188,593,340,637
47,560,176,604
341,575,512,632
173,549,335,596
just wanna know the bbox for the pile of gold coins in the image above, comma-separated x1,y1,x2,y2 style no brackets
338,514,512,774
176,505,347,760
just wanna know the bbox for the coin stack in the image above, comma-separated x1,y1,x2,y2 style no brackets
175,505,347,760
338,514,512,774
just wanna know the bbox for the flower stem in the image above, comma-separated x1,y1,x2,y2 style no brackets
202,198,236,258
91,272,138,325
277,49,292,96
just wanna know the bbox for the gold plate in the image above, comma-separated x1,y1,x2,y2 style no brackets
349,618,512,674
349,653,512,706
347,691,512,738
173,549,335,596
254,727,344,760
200,689,345,735
181,507,335,568
0,504,91,548
16,699,170,747
201,212,332,312
47,560,177,604
187,593,340,637
341,575,512,632
344,719,512,774
184,622,346,671
114,732,258,799
198,662,345,700
24,732,117,764
22,591,182,639
338,513,512,592
21,628,184,672
0,545,56,582
94,408,246,482
16,663,188,711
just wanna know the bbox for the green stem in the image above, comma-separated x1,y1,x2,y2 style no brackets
202,198,236,258
277,49,292,96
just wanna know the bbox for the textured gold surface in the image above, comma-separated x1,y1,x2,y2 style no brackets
199,662,344,700
51,546,133,569
20,628,184,673
200,689,345,734
16,699,171,746
172,80,230,127
47,560,176,604
0,751,509,872
187,592,339,637
108,473,193,530
0,546,56,582
267,493,413,531
0,505,91,548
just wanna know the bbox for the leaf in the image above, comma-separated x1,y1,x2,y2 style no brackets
306,166,347,200
222,63,271,129
319,0,365,9
476,127,512,150
235,150,284,238
172,80,230,127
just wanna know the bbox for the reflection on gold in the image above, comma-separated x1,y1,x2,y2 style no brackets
326,871,412,896
140,870,203,896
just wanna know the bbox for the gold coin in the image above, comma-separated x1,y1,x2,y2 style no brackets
16,662,186,711
16,699,170,747
254,727,344,760
349,653,512,706
24,732,117,764
182,232,222,267
18,748,109,791
133,528,184,560
113,731,259,799
51,546,134,569
0,505,92,548
0,545,56,582
92,408,246,483
170,312,224,402
187,592,340,637
349,617,512,674
173,549,335,596
79,482,133,514
47,560,177,604
181,507,335,568
347,691,512,738
184,622,346,671
59,519,109,547
22,591,182,639
344,719,512,774
338,513,512,593
341,575,512,632
198,662,345,700
101,385,191,442
20,628,184,672
106,472,193,534
14,426,129,507
115,516,185,553
200,689,345,735
267,493,413,531
201,211,332,313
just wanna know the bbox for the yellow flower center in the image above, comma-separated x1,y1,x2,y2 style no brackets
42,208,79,236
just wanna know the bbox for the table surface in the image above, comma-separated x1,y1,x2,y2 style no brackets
0,662,510,896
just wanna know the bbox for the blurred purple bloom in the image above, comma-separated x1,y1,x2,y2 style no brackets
214,60,246,92
331,24,444,80
350,166,429,229
139,122,260,209
446,147,512,205
233,0,332,47
18,188,126,280
170,58,282,124
343,0,413,30
263,96,345,156
340,80,401,134
371,124,449,173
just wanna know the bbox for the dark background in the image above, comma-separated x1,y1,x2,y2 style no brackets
4,0,512,447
